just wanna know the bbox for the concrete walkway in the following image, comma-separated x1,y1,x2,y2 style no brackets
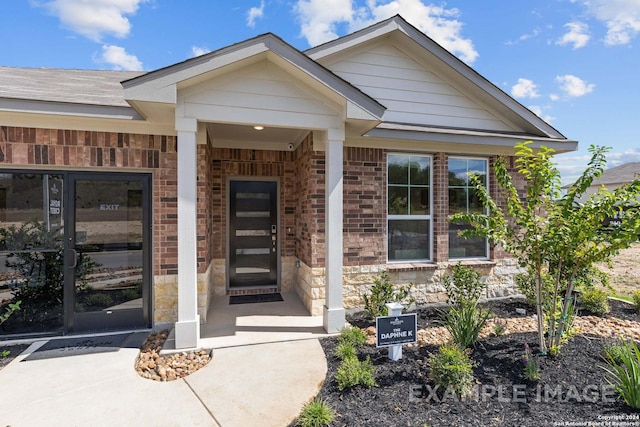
0,337,327,426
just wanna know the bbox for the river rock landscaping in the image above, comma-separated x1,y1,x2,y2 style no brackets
303,297,640,427
134,329,212,381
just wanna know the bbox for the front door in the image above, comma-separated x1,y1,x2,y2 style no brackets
228,180,278,289
66,173,151,332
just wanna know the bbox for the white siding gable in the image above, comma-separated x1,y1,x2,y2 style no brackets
325,44,517,132
179,60,343,130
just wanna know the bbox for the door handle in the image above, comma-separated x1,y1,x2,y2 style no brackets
69,248,78,269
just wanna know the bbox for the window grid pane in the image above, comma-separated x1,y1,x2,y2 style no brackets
448,157,488,259
387,154,432,262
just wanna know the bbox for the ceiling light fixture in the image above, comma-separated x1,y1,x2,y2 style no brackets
253,125,264,131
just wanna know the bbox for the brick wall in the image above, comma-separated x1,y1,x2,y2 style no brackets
208,146,297,261
343,147,386,265
0,126,178,278
432,152,448,262
294,133,325,267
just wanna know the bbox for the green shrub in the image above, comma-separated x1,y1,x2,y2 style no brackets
492,318,507,336
82,293,113,308
338,326,367,348
522,343,540,381
580,287,610,315
601,337,640,409
442,263,486,306
0,301,21,326
633,291,640,313
603,334,628,366
335,356,376,391
334,341,357,361
439,264,491,348
297,397,335,427
439,303,491,348
428,343,474,398
363,270,414,318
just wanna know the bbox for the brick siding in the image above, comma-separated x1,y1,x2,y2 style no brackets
0,126,178,277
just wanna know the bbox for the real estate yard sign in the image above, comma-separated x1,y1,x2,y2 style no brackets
376,313,417,347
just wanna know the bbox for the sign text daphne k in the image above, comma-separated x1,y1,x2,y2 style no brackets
376,313,417,347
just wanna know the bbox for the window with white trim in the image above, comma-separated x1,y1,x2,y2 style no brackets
387,154,432,262
448,157,489,259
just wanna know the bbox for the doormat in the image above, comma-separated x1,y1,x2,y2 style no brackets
229,293,284,305
24,332,133,361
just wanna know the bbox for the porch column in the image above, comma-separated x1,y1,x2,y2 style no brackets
323,127,346,333
175,117,200,349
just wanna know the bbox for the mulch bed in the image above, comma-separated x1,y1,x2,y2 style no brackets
308,298,640,427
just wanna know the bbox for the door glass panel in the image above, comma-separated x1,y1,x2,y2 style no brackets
0,173,64,336
229,181,278,288
73,180,143,317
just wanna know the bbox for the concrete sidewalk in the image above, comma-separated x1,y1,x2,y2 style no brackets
0,337,327,426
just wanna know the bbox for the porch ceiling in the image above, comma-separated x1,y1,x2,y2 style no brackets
206,122,308,150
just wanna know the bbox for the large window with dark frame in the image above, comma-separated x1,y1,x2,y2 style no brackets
448,157,489,259
387,154,432,262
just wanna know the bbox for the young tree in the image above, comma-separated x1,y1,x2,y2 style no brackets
451,142,640,354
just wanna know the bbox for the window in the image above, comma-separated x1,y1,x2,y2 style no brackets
448,157,489,259
387,154,432,261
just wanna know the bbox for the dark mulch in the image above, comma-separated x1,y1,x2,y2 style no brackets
305,298,640,427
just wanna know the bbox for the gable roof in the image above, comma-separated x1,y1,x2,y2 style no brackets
592,162,640,186
122,32,386,122
307,15,576,150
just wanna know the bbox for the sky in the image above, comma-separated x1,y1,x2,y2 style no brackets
1,0,640,184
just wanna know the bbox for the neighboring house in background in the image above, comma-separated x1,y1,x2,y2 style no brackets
0,15,577,348
580,162,640,200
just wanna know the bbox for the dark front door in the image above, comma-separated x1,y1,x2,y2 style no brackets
0,171,151,338
228,180,278,288
66,173,151,332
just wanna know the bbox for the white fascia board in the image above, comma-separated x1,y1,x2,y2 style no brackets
390,24,566,139
0,97,143,120
0,109,176,135
306,20,398,60
365,125,578,153
122,42,271,104
307,15,565,140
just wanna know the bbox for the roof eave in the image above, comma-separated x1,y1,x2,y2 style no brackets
0,97,144,121
365,124,578,153
122,33,385,121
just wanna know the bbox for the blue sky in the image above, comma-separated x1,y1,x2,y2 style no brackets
2,0,640,183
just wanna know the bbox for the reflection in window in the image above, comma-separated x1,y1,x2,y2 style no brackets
387,154,431,261
448,157,488,259
0,173,64,335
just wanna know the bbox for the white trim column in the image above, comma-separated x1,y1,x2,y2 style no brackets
323,127,346,333
175,117,200,349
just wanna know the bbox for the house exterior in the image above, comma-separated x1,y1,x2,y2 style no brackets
579,161,640,200
0,15,576,348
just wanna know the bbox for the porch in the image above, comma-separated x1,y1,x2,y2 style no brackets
165,292,329,350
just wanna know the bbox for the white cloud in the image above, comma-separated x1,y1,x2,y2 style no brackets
582,0,640,46
549,93,560,101
556,22,590,49
293,0,478,64
528,105,555,123
293,0,354,46
555,74,595,98
191,46,210,57
98,44,143,71
511,78,540,99
38,0,148,42
556,149,640,185
247,0,265,28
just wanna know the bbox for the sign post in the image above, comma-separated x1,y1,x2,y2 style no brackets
375,303,417,361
